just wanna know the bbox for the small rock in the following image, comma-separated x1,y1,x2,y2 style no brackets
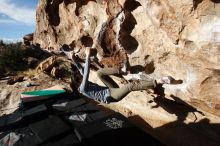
7,76,24,85
25,82,39,87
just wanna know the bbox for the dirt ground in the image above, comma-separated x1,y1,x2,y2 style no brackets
0,73,71,116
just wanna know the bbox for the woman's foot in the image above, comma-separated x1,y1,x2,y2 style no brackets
157,76,183,84
157,76,173,84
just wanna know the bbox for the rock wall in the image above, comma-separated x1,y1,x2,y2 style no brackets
33,0,220,117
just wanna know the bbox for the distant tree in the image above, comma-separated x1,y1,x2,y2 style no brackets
0,40,4,46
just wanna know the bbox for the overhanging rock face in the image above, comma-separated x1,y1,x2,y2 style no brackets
34,0,220,117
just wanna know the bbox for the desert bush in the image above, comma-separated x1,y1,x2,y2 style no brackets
0,41,28,73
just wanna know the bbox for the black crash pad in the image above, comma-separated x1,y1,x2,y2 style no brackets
0,126,81,146
41,133,82,146
52,98,86,111
73,103,101,113
62,102,109,127
14,127,41,146
74,113,163,146
29,116,71,142
0,104,47,131
64,110,112,127
0,115,81,146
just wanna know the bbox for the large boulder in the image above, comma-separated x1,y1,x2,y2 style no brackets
23,33,34,41
33,0,220,117
23,33,34,46
36,56,57,74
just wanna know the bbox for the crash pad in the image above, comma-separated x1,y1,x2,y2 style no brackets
21,86,65,102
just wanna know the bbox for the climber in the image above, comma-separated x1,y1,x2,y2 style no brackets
62,47,174,104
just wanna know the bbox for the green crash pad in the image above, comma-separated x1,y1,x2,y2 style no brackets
21,86,66,102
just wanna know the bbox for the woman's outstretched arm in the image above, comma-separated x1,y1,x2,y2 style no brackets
79,47,91,92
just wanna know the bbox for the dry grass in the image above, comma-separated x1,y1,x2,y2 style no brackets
18,69,38,77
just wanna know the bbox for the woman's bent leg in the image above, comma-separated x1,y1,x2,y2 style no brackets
110,85,130,101
97,68,120,88
110,80,156,101
128,80,156,91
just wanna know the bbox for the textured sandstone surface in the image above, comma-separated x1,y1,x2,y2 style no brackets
34,0,220,116
33,0,220,144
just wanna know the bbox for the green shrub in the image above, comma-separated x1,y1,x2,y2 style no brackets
0,41,28,73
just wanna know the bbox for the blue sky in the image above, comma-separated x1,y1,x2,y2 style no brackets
0,0,38,42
